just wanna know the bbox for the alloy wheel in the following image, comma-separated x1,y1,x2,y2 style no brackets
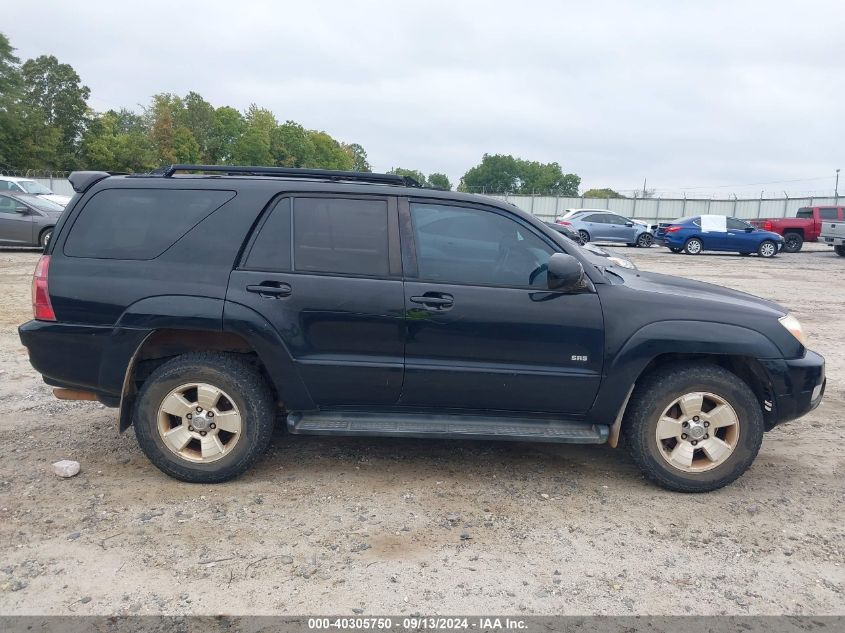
655,392,740,472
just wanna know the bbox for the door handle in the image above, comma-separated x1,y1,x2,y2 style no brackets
247,282,292,298
410,293,454,309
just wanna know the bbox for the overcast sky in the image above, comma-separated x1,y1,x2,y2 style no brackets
5,1,844,196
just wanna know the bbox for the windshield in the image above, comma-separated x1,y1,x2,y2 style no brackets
18,180,54,195
15,193,64,213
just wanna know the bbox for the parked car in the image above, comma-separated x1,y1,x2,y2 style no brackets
0,191,64,247
656,215,783,258
19,165,825,492
545,221,637,269
557,208,657,233
749,206,845,253
0,176,71,207
556,211,654,247
820,220,845,257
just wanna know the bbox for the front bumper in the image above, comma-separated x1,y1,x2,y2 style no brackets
759,349,825,429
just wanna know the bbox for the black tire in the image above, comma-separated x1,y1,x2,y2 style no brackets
39,228,53,248
669,247,682,253
782,232,803,253
683,237,703,255
835,245,845,257
622,363,764,493
636,232,654,248
578,230,590,244
757,239,778,258
133,352,275,483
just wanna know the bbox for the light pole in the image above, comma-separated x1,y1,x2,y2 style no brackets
836,168,840,203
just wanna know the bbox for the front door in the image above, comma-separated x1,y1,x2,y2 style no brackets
0,197,34,245
604,213,638,243
226,195,405,406
399,200,604,415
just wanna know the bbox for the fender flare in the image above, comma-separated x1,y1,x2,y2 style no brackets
589,320,781,426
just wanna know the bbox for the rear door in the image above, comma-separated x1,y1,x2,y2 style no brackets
0,196,34,245
581,213,609,240
399,199,604,414
226,194,406,406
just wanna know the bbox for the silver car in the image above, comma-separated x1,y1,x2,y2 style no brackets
558,211,653,247
0,192,64,247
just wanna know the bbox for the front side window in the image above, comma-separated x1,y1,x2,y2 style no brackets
19,180,53,195
727,217,750,230
410,203,554,287
0,196,19,213
819,207,839,220
293,197,389,276
65,189,235,259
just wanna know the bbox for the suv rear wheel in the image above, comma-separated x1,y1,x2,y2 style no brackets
622,363,763,492
133,352,275,483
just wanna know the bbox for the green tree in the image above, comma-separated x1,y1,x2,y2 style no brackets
388,167,428,186
232,105,276,165
0,33,22,168
458,154,580,196
583,187,623,198
81,109,157,172
427,172,452,190
270,120,314,167
306,130,354,170
20,55,90,168
207,106,243,164
177,92,215,162
344,143,371,172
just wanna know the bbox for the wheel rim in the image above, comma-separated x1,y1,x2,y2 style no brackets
761,242,776,257
157,382,242,463
42,231,51,246
655,392,740,473
785,235,799,250
687,240,701,254
638,234,653,247
579,230,590,243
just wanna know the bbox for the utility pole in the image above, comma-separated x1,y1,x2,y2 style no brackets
836,168,840,203
642,178,647,199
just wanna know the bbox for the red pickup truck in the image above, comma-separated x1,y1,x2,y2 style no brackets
750,206,845,252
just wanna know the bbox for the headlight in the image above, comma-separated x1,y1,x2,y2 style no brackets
779,313,807,345
607,256,637,270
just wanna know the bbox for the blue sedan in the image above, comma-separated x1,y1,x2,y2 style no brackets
655,215,784,258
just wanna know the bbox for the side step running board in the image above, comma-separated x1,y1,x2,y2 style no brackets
287,411,608,444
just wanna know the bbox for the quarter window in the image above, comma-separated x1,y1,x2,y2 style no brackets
293,197,389,276
410,203,554,287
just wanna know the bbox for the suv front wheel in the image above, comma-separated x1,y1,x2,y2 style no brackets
623,363,763,492
133,352,275,483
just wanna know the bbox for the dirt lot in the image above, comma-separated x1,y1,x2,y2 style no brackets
0,244,842,616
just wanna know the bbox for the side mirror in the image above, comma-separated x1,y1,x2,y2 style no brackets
625,221,634,227
15,205,31,215
744,227,753,233
547,253,585,292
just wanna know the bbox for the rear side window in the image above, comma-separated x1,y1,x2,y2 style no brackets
819,207,839,220
64,189,234,259
293,197,389,276
244,198,291,271
796,208,813,219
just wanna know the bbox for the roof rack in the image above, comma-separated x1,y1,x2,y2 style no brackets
150,164,421,187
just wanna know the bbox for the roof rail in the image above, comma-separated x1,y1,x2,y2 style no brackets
151,164,421,187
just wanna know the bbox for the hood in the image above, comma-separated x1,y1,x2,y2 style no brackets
616,269,786,318
41,194,70,207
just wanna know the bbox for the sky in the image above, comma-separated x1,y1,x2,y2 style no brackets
5,0,844,197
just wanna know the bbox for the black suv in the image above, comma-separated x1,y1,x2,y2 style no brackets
19,165,826,492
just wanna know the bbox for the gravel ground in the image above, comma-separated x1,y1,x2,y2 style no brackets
0,243,842,616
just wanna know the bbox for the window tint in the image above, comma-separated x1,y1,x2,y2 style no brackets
819,207,839,220
410,203,554,287
293,197,389,276
727,217,750,230
64,189,234,260
244,198,291,271
0,181,14,191
583,214,607,223
0,196,18,213
796,208,813,219
606,214,629,225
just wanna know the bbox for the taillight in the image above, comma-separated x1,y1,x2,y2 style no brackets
556,220,573,226
32,255,55,321
763,221,772,231
665,225,681,233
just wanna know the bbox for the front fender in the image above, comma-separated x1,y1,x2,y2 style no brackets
587,320,782,424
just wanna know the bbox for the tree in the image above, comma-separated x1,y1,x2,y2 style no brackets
388,167,428,186
583,187,623,198
20,55,90,168
207,106,243,164
306,130,354,170
0,33,22,168
81,109,157,172
344,143,371,172
270,120,314,167
231,105,276,165
427,172,452,190
458,154,580,196
178,92,216,162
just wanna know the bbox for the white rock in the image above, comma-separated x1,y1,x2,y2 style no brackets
52,460,80,478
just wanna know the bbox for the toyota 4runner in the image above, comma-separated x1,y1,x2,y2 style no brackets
18,165,826,492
